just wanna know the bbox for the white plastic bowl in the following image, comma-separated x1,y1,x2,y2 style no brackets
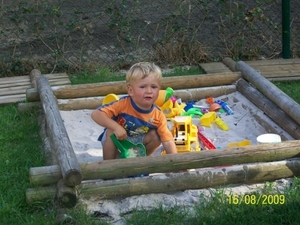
256,133,281,144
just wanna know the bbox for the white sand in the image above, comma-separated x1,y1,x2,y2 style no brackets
60,91,295,224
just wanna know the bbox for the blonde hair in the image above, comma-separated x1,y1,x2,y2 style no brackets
126,62,162,86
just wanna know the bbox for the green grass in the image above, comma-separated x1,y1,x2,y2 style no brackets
273,80,300,104
1,69,300,225
125,181,300,225
69,67,125,84
0,105,108,225
0,105,53,224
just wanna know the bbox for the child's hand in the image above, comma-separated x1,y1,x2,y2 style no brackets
113,125,127,140
162,140,177,154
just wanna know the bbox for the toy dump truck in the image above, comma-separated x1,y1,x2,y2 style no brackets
170,116,200,153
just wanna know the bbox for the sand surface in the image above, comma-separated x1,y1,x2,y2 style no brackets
59,91,294,224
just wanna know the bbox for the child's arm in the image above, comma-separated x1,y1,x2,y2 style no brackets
91,110,127,140
162,140,177,154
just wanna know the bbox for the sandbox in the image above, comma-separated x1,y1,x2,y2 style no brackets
24,61,300,223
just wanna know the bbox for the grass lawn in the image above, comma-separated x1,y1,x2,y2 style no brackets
1,70,300,224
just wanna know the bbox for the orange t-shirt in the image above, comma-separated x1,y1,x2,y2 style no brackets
97,96,173,142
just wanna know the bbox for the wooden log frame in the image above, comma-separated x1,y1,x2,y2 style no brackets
26,72,242,102
26,180,77,209
19,85,236,112
236,79,300,139
223,58,300,81
36,76,82,187
56,179,77,208
222,57,237,72
37,110,57,166
236,61,300,126
29,69,41,88
26,158,300,202
36,100,77,219
29,140,300,186
26,65,300,205
58,85,236,110
79,158,300,199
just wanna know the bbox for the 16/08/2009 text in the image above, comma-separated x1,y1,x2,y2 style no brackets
227,194,285,205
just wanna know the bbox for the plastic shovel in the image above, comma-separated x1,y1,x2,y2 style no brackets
110,134,146,158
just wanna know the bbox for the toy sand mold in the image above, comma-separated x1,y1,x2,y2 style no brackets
25,61,300,208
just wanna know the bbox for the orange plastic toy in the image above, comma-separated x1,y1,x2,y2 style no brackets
155,87,174,107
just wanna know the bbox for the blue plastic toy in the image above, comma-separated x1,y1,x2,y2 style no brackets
215,100,234,115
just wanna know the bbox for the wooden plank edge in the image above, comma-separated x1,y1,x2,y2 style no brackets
0,94,26,105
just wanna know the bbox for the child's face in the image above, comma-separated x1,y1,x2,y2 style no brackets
127,73,160,110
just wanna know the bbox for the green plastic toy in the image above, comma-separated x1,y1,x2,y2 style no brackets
110,134,146,158
181,108,203,118
164,87,174,102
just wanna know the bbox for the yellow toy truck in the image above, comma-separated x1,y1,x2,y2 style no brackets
170,116,200,153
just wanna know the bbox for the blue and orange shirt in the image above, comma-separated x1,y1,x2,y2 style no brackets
97,96,173,142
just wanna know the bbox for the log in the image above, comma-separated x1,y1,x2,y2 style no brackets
36,76,82,186
27,158,300,201
251,113,293,141
79,158,300,199
57,96,123,111
30,140,300,186
26,186,57,204
236,61,300,125
26,179,78,208
236,79,300,139
29,69,41,88
56,179,77,208
57,85,236,110
26,72,242,102
222,57,237,71
38,111,58,165
30,165,61,186
18,102,41,114
19,85,236,111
